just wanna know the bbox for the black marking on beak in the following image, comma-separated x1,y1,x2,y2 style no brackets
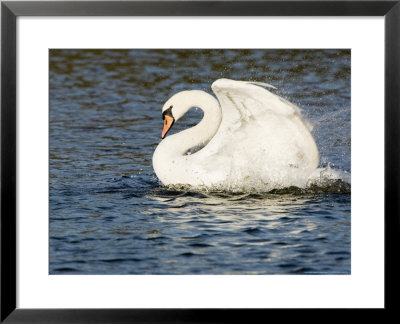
162,106,173,120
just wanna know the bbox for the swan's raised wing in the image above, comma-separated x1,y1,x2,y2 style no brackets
191,78,318,184
211,78,312,133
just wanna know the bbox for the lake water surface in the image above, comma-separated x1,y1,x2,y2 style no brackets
50,49,351,274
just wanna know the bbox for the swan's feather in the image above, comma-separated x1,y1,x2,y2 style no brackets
244,81,277,90
211,78,310,133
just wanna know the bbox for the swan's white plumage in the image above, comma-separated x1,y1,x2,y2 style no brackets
153,78,319,191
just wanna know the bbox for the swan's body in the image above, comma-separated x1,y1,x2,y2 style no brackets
153,79,319,191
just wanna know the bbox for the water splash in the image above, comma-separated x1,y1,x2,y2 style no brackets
159,165,350,195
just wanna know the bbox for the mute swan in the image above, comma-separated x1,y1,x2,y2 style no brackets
152,78,319,191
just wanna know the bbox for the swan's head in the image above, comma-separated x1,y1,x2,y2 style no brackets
160,91,194,139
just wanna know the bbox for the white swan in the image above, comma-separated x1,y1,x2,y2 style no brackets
152,78,319,191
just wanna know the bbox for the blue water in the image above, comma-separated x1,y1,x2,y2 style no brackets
49,49,351,274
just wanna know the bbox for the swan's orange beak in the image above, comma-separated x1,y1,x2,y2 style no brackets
161,115,175,139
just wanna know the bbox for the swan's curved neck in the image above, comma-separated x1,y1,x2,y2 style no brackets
162,90,221,156
153,90,222,185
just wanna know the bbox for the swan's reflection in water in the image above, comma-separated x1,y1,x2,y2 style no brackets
137,188,350,274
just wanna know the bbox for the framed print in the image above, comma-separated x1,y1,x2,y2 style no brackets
1,0,399,322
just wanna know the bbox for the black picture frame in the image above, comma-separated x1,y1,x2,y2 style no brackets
1,0,399,322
